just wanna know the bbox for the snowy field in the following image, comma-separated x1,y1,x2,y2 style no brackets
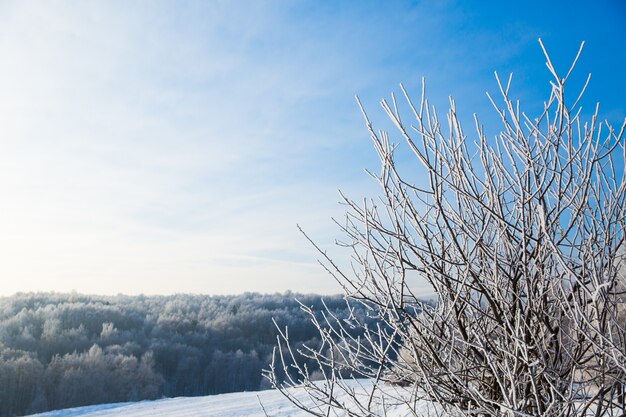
25,388,305,417
24,380,434,417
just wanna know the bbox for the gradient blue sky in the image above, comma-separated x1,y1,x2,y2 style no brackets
0,1,624,296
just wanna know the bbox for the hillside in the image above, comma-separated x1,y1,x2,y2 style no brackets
24,380,430,417
25,388,304,417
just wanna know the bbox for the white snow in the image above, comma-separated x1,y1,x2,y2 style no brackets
24,380,435,417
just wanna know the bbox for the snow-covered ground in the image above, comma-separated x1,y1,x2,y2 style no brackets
24,380,434,417
25,388,302,417
25,388,298,417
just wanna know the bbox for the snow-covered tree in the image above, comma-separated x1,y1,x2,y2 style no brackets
267,40,626,417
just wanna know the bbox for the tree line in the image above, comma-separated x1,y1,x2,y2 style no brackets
0,291,375,417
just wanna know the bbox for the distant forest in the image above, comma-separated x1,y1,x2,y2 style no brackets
0,292,376,417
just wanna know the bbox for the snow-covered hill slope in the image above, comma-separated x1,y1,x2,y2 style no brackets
25,380,433,417
26,387,302,417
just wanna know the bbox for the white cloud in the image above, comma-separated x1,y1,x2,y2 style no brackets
0,1,501,296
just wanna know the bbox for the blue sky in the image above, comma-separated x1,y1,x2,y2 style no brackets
0,1,624,296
